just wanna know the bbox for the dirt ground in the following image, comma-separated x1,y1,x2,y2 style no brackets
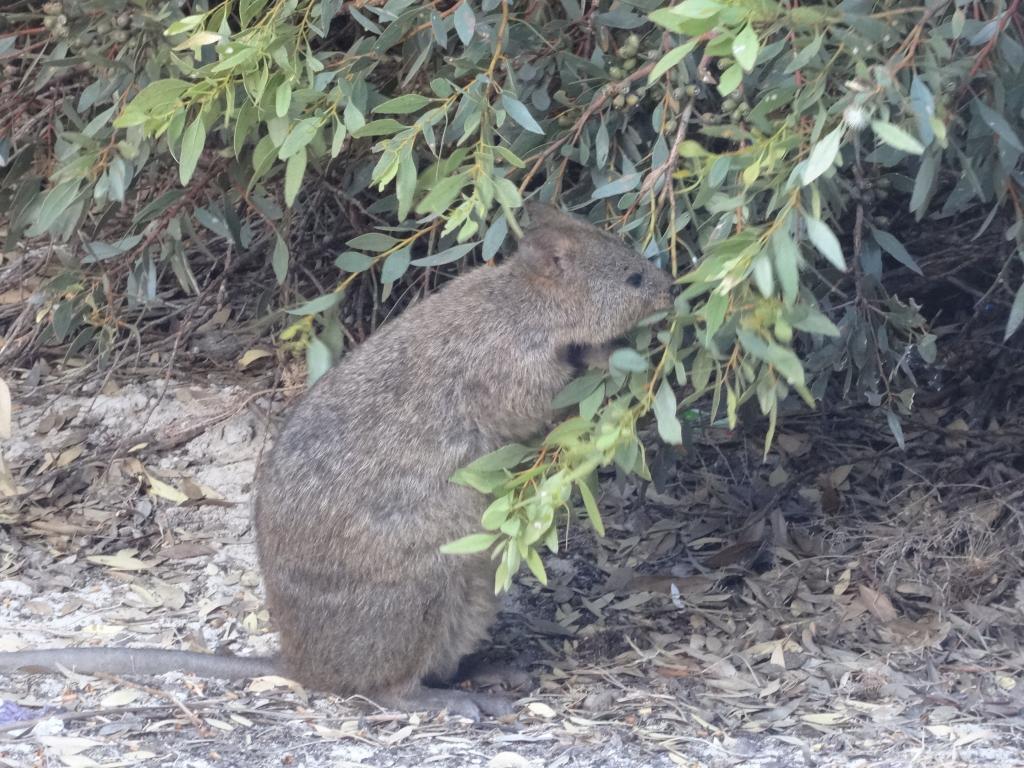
1,359,1023,767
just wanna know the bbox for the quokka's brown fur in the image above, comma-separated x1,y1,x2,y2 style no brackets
0,203,673,719
252,203,673,717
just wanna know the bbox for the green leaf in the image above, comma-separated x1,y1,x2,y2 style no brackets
306,336,332,385
194,207,231,239
239,0,269,27
482,496,513,530
974,99,1024,151
440,533,498,555
275,81,292,118
81,235,144,262
525,548,548,585
717,62,743,96
870,120,924,155
592,173,641,199
763,401,777,461
284,147,306,207
952,7,966,37
803,215,846,271
910,76,935,146
691,350,713,392
26,181,81,237
552,371,604,409
348,233,401,251
130,191,178,229
596,119,610,167
576,480,605,537
165,14,205,35
1005,282,1024,341
917,333,937,364
652,380,683,445
343,101,365,132
802,125,843,185
381,248,411,283
352,119,405,138
707,155,731,186
660,0,723,21
751,252,774,298
609,348,649,373
737,330,805,386
501,95,544,135
278,118,319,160
287,292,340,316
272,234,288,284
416,171,469,215
771,228,800,306
411,241,478,267
374,151,401,190
462,443,534,473
909,151,938,217
788,306,840,337
494,558,510,594
785,33,822,73
702,291,728,342
450,467,508,494
544,417,592,448
374,94,432,114
614,431,642,477
493,178,522,209
51,300,74,342
453,1,476,45
179,115,206,186
233,102,256,157
678,140,708,158
331,119,347,157
647,40,698,84
114,79,189,127
251,135,276,181
335,251,375,272
580,386,603,421
732,24,759,72
173,30,221,52
494,146,525,168
885,409,905,450
482,216,508,261
211,44,258,73
870,227,922,275
396,151,417,221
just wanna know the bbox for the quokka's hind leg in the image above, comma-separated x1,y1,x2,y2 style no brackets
451,652,533,691
376,684,513,721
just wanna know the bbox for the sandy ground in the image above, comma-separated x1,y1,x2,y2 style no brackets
1,376,1021,767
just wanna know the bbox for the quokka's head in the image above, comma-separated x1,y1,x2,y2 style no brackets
513,202,675,344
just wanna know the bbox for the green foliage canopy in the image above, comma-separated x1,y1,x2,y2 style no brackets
2,0,1023,590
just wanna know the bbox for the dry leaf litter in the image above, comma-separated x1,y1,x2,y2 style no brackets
0,339,1022,767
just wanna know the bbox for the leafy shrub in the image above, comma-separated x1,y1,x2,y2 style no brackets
2,0,1022,590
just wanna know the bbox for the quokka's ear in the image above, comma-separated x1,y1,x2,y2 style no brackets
515,205,580,278
522,201,579,230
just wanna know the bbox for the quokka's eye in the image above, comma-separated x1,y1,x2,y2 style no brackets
626,272,643,287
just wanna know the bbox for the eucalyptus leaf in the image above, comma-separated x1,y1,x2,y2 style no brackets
179,116,206,186
1005,282,1024,341
440,533,498,555
501,95,544,135
609,348,649,373
411,241,478,267
803,215,846,272
652,381,683,445
870,227,922,275
802,126,843,186
870,120,925,155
